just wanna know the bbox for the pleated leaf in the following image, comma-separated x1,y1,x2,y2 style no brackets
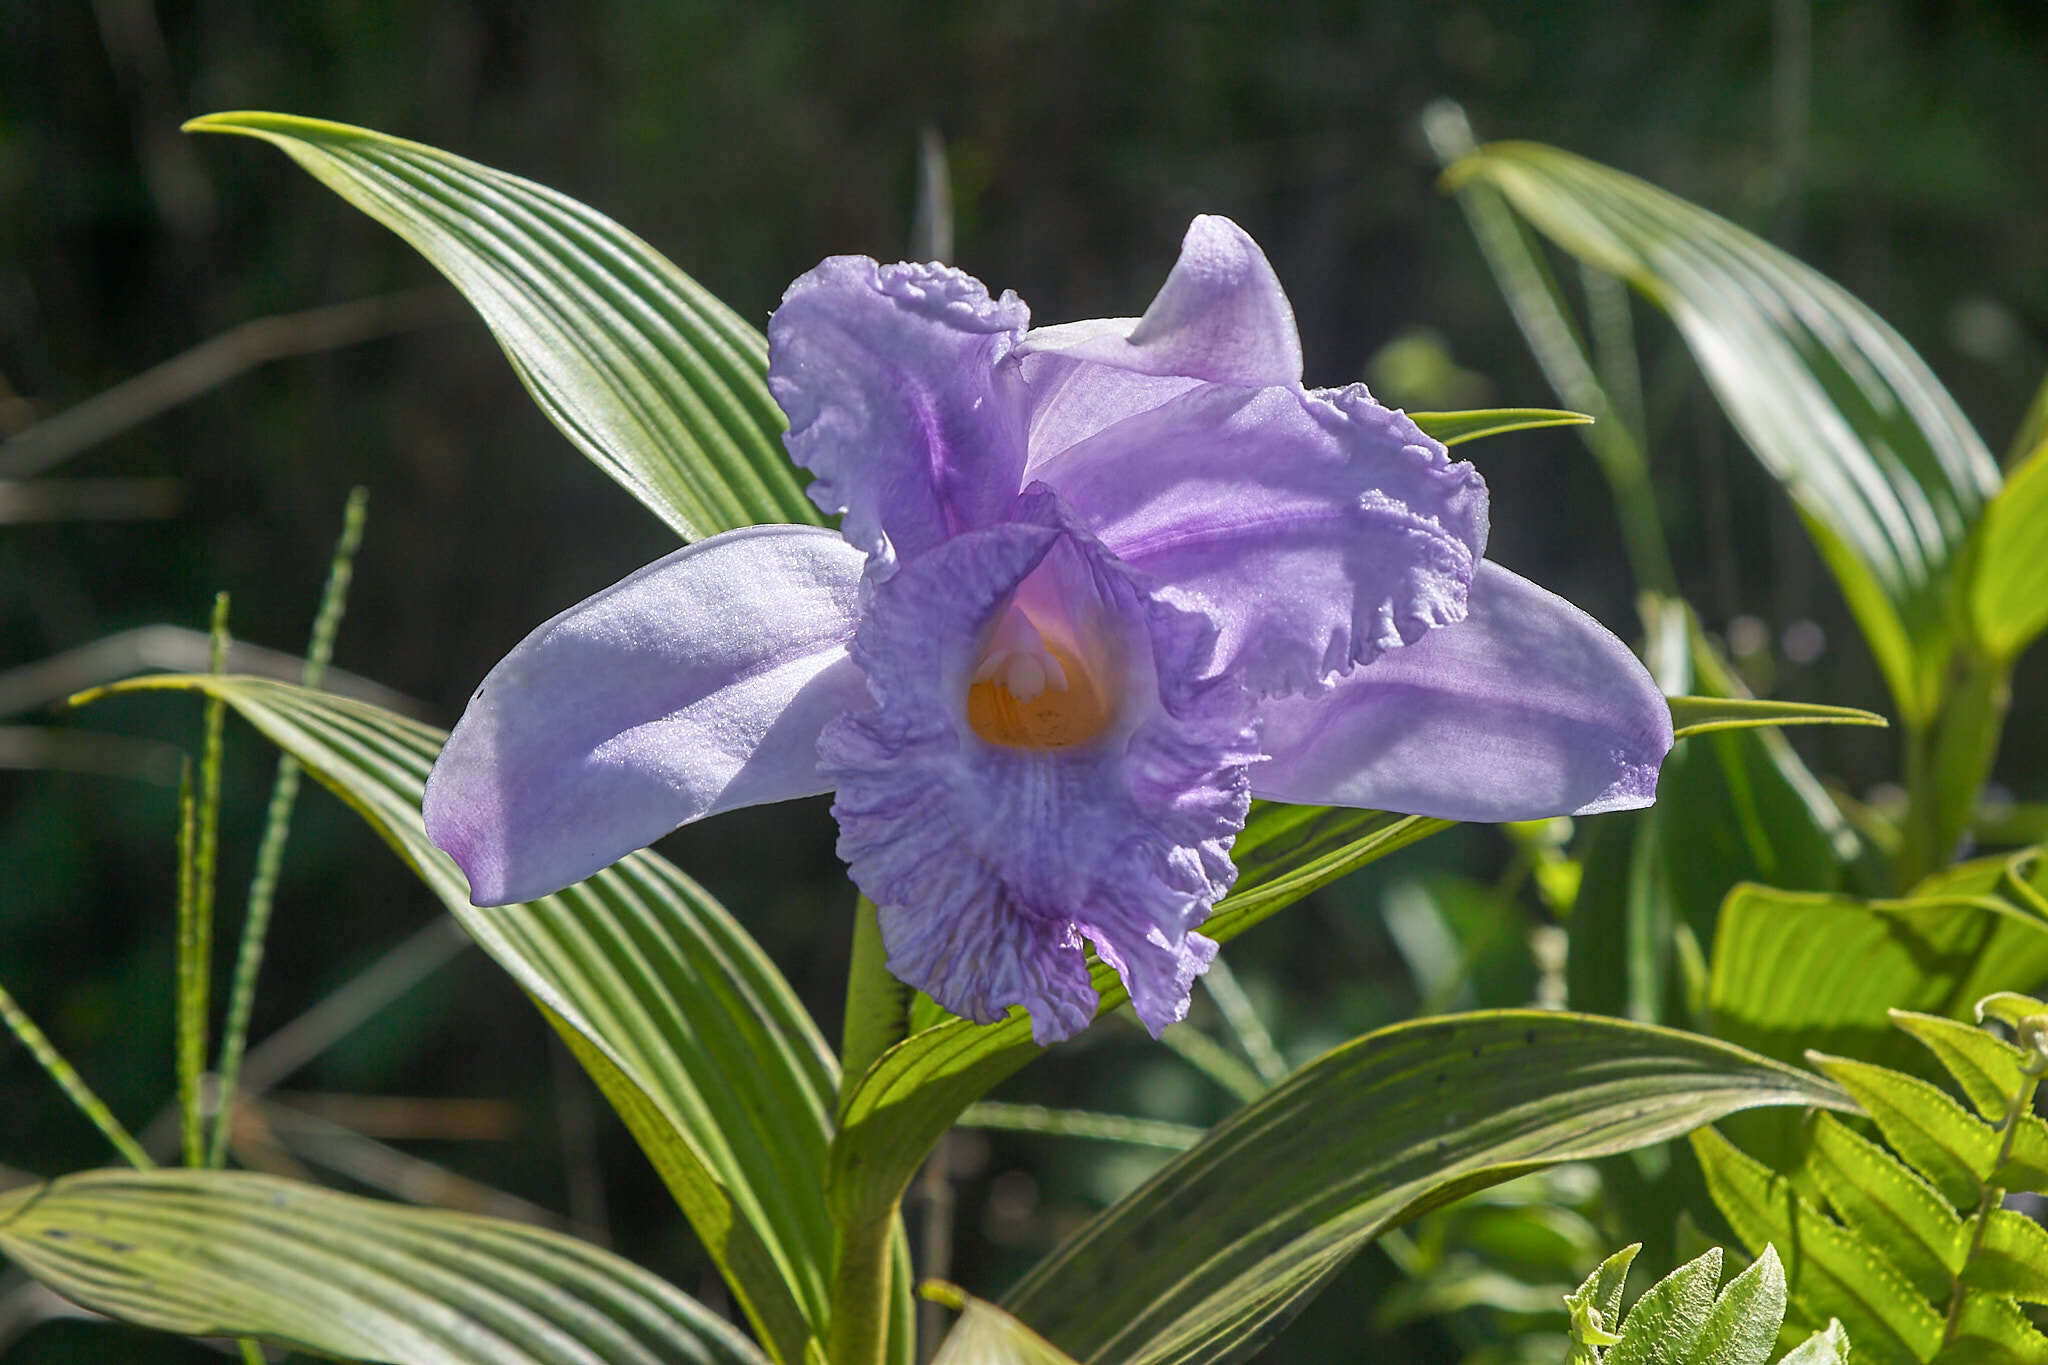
996,1012,1848,1365
84,674,836,1365
185,112,818,542
1708,886,2048,1075
828,805,1448,1225
0,1169,767,1365
1450,141,2000,723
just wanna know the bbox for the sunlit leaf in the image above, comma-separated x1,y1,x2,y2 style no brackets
1708,886,2048,1075
1809,1054,1996,1210
1959,1209,2048,1307
79,675,835,1365
1682,1247,1786,1365
1968,435,2048,661
1450,141,2000,723
1778,1320,1851,1365
186,112,818,541
1603,1246,1719,1365
1889,1009,2033,1123
1694,1126,1943,1365
0,1169,767,1365
1805,1112,1961,1305
1667,696,1887,741
998,1011,1847,1365
1405,407,1593,445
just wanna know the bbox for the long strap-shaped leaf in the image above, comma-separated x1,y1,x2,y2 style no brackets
185,112,819,542
1449,142,1999,723
999,1011,1851,1365
827,806,1447,1226
0,1168,767,1365
91,675,835,1365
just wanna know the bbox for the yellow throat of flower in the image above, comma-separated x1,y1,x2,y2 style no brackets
967,626,1115,750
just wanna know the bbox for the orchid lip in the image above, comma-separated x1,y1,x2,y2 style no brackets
966,606,1117,750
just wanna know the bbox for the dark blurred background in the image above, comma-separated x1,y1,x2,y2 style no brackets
3,2,2045,1360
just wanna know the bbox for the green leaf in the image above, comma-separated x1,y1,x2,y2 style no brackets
1805,1112,1962,1304
1889,1009,2033,1123
997,1011,1848,1365
81,675,835,1365
1605,1246,1721,1365
1572,599,1862,1027
1668,696,1888,741
1565,1241,1640,1345
924,1284,1082,1365
1686,1246,1787,1365
1967,436,2048,660
1405,407,1593,445
185,112,817,542
1450,141,2000,723
1778,1321,1851,1365
1693,1125,1944,1364
0,1168,767,1364
1809,1054,1994,1210
1941,1293,2048,1363
1961,1209,2048,1303
828,804,1447,1226
1708,887,2048,1074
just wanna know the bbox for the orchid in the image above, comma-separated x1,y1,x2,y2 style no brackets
422,215,1671,1044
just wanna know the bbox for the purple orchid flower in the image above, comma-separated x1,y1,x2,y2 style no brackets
423,217,1672,1045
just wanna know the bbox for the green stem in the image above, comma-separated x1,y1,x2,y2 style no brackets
827,1213,897,1365
838,897,909,1108
1942,1068,2040,1347
176,594,231,1168
0,980,153,1169
1898,646,2011,889
209,489,366,1167
828,896,911,1365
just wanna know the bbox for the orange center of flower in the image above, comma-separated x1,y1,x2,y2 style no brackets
967,631,1115,750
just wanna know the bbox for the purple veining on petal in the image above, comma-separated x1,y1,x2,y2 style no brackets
1253,560,1673,821
819,491,1257,1043
1029,380,1489,697
768,256,1031,577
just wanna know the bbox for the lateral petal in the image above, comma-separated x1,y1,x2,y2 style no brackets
1031,384,1489,697
1018,215,1303,388
769,257,1031,576
423,525,870,905
1252,562,1673,821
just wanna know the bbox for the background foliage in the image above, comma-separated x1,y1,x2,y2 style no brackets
4,3,2047,1361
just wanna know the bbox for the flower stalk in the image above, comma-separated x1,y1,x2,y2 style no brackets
828,896,912,1365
